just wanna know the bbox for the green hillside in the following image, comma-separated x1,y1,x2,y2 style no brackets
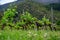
0,1,60,40
0,0,60,30
6,1,60,22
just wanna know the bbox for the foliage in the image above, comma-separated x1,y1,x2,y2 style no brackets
0,1,60,40
56,20,60,25
1,8,16,24
15,20,26,29
46,3,60,11
0,0,60,23
16,0,48,19
0,9,53,30
15,11,37,29
20,11,37,22
0,30,60,40
42,16,51,25
0,8,16,30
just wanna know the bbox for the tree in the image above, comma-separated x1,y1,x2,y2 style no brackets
42,16,52,30
15,11,37,30
1,8,16,30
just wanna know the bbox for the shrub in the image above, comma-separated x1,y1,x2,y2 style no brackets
1,8,16,30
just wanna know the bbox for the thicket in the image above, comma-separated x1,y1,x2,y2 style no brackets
0,0,60,30
0,8,57,30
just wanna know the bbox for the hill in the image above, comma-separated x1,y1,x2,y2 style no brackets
0,0,60,23
0,0,60,11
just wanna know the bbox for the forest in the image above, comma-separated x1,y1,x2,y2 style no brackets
0,0,60,40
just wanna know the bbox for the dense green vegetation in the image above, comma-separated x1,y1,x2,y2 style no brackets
0,0,60,40
0,0,59,24
0,30,60,40
46,3,60,11
0,8,53,30
0,0,60,31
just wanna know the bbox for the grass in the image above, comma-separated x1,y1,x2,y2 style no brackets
0,30,60,40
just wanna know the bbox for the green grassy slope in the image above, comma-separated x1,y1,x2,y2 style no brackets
0,30,60,40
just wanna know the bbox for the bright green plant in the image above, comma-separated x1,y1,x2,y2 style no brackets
20,12,34,22
15,20,26,29
0,8,16,30
1,8,16,23
15,11,38,29
37,20,44,25
42,16,51,25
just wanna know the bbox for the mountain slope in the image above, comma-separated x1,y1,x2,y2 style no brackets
0,0,60,11
0,0,60,22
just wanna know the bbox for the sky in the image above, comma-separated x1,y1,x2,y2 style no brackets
0,0,17,5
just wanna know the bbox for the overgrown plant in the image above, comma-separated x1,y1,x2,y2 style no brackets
1,8,16,30
15,11,37,30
